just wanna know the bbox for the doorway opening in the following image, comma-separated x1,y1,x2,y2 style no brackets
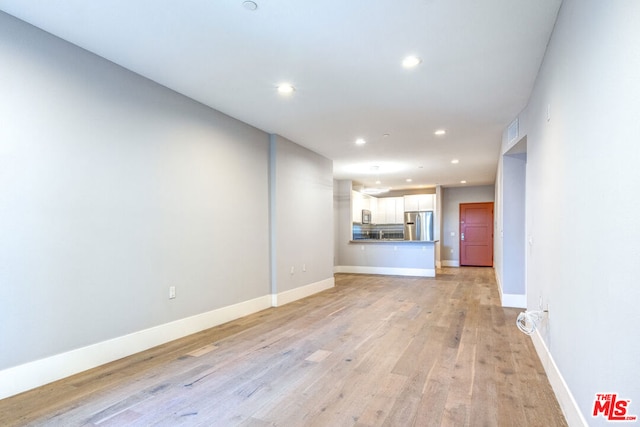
501,136,527,306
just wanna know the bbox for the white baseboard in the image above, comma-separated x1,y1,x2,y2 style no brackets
494,268,526,308
501,293,527,308
0,295,272,400
495,267,503,297
441,260,460,267
272,278,335,307
334,265,435,277
530,331,588,427
0,275,339,400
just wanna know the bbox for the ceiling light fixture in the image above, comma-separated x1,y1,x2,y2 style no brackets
402,55,422,68
434,129,446,136
355,138,367,146
451,159,459,164
242,1,258,11
460,180,467,184
406,178,413,183
362,187,390,195
277,83,295,95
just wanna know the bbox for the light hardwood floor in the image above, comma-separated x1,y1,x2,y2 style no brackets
0,268,567,426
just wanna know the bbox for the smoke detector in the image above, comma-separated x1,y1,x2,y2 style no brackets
243,1,258,11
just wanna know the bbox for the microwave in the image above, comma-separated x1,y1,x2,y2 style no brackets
361,209,371,224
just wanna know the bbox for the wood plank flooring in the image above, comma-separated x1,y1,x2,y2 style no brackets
0,268,567,426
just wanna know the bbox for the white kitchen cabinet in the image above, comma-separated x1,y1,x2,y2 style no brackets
404,194,435,212
374,198,386,224
375,197,404,224
418,194,434,210
395,198,405,222
384,198,396,223
403,195,418,211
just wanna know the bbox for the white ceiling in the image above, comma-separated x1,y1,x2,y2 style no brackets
0,0,562,191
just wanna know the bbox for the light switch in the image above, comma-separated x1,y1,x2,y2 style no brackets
450,231,456,236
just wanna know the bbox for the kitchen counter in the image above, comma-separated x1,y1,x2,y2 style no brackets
337,239,439,278
350,239,438,243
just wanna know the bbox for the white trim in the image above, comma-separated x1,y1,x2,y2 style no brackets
441,260,460,267
334,265,435,277
0,295,272,400
272,278,335,307
501,293,527,308
530,331,588,427
495,266,526,308
495,267,504,299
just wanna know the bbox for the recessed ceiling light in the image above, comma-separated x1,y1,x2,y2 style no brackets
402,56,422,68
277,83,295,95
460,180,467,184
406,178,413,183
451,159,459,164
383,133,390,138
242,1,258,11
356,138,367,146
375,180,381,185
434,129,446,136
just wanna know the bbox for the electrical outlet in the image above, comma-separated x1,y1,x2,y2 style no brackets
290,266,295,274
539,296,543,310
302,264,306,272
169,286,176,299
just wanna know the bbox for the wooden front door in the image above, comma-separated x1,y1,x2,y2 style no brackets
460,202,494,266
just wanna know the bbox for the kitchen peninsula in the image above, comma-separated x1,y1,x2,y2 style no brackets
345,238,438,277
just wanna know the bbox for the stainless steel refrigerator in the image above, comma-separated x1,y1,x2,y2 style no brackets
404,211,434,241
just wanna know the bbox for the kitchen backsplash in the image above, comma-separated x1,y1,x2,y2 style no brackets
352,223,404,240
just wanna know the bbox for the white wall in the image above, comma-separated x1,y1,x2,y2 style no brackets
333,180,352,267
0,12,333,397
271,135,334,302
441,185,495,266
496,1,640,424
0,11,269,371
